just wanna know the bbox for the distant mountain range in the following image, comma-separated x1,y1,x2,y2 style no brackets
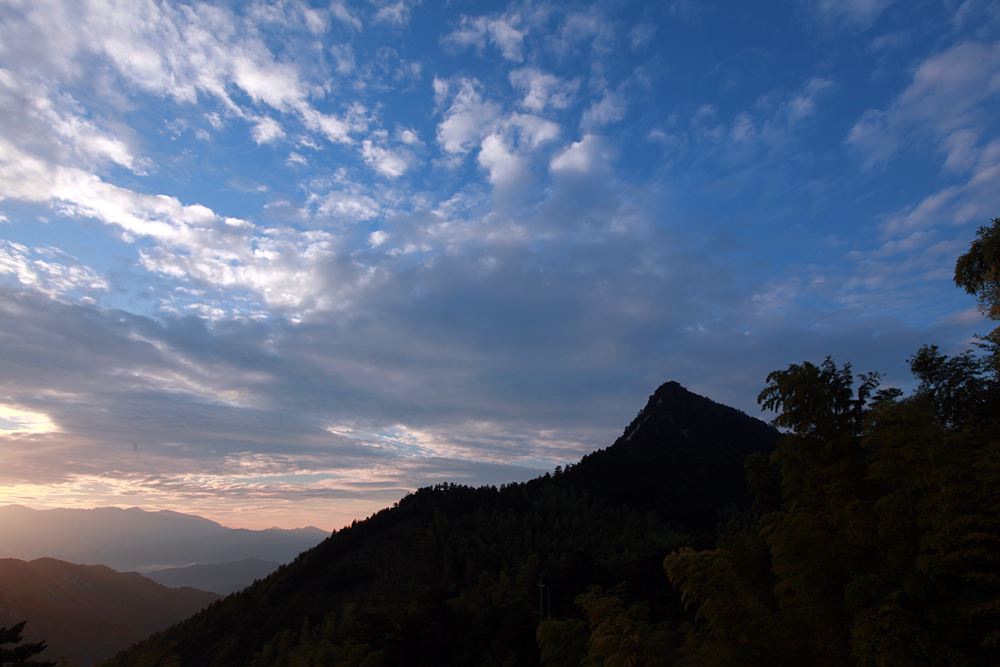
0,557,220,667
144,558,281,595
0,505,329,574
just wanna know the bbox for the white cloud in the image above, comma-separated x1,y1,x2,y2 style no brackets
331,1,362,30
0,136,387,314
581,90,627,130
477,133,529,189
554,9,616,55
550,135,614,176
361,140,409,177
252,116,286,144
372,0,412,27
0,0,363,149
435,78,501,156
509,67,578,112
330,43,356,76
847,40,1000,170
730,112,757,143
398,128,422,145
509,114,560,148
0,69,141,174
443,12,526,61
0,240,109,298
760,77,833,144
879,137,1000,241
311,190,381,223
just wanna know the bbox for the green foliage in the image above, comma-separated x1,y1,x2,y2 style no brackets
955,217,1000,382
537,584,675,667
0,621,56,667
954,217,1000,322
668,351,1000,666
757,357,887,438
908,344,988,428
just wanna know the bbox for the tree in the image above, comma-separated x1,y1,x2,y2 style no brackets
667,356,1000,666
0,622,55,667
907,344,987,428
954,217,1000,322
954,217,1000,381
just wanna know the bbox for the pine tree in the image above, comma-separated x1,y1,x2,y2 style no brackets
0,621,56,667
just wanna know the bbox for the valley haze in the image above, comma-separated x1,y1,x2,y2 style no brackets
0,505,328,573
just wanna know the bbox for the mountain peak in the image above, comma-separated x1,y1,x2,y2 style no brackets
565,381,780,533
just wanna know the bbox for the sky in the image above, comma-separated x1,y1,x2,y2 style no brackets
0,0,997,531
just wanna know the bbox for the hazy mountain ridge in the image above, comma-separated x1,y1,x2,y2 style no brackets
145,558,281,595
0,505,329,572
98,381,780,667
0,557,220,667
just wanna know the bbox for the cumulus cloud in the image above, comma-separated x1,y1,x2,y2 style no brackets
550,135,615,176
435,78,501,156
509,113,560,148
252,116,286,144
477,132,531,199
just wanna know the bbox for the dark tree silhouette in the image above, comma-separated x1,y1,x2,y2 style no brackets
0,621,55,667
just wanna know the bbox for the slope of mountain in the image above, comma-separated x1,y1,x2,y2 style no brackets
145,558,280,595
0,506,329,572
100,381,779,667
0,558,220,667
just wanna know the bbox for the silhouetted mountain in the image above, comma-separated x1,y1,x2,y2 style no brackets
561,380,780,532
145,558,280,595
0,558,219,667
0,506,328,572
100,382,780,667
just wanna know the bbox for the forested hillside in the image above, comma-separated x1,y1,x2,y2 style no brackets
99,382,778,667
0,558,219,667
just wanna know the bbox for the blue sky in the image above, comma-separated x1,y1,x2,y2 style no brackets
0,0,997,530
